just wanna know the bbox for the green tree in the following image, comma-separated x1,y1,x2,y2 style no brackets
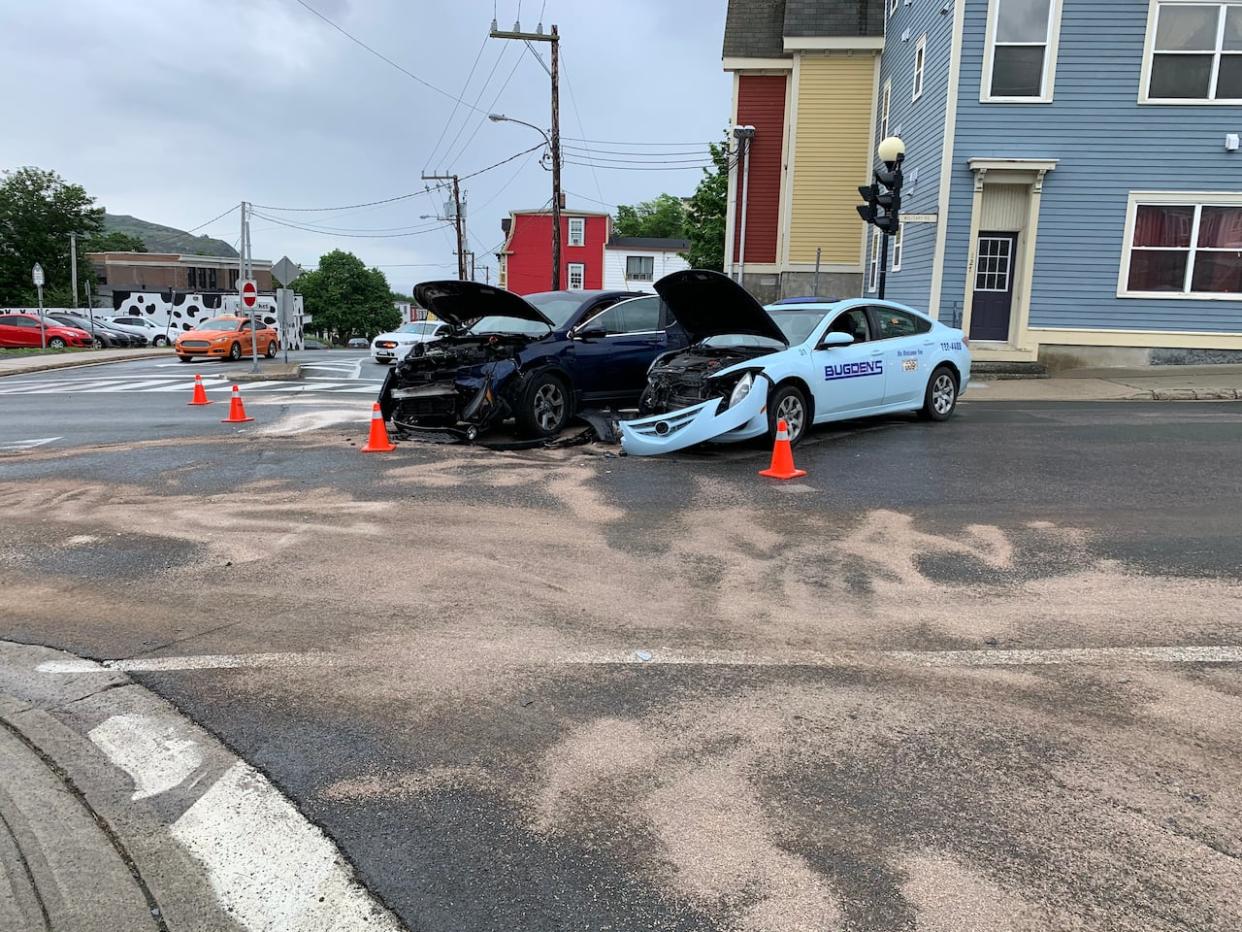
297,250,401,342
82,230,147,253
614,193,686,239
0,167,104,305
681,141,729,272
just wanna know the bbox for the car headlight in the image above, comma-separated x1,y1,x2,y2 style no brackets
728,372,755,408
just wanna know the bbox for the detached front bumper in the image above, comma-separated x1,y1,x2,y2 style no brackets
619,375,770,456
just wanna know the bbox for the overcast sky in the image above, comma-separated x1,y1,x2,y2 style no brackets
0,0,731,293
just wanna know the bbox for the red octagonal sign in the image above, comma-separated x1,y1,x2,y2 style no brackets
240,278,258,309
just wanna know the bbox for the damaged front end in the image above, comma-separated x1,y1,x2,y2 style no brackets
378,333,532,441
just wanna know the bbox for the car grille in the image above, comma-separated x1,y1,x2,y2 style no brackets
181,340,210,349
377,341,397,349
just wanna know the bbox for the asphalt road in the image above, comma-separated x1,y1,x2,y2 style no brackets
2,384,1241,931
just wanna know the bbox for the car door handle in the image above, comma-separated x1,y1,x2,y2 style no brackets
870,349,882,357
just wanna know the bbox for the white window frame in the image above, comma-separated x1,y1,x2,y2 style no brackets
891,223,904,271
868,230,881,292
912,34,927,101
980,0,1065,103
889,0,900,17
568,217,585,246
567,262,585,290
880,80,892,139
1139,0,1242,104
625,254,655,282
1117,190,1242,300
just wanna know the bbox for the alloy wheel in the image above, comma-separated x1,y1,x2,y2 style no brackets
776,394,805,440
933,373,956,415
533,383,566,432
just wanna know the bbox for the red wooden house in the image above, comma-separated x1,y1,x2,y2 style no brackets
496,209,612,295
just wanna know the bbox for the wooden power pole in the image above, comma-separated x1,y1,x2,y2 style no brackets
422,173,466,280
489,22,562,290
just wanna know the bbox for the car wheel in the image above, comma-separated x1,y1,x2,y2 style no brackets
767,383,809,445
265,340,277,358
178,355,194,363
518,373,571,438
921,366,958,421
151,335,165,347
48,337,67,350
228,342,242,361
92,337,104,349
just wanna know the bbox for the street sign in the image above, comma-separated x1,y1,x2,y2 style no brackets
32,263,44,287
240,278,259,309
272,256,302,287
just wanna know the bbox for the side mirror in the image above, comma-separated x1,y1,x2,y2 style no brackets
575,327,607,341
819,331,855,348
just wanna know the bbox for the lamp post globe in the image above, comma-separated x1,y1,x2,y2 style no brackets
877,136,906,165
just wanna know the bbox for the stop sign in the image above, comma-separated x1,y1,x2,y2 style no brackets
240,278,258,309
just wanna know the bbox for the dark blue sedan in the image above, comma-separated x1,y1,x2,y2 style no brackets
378,282,686,439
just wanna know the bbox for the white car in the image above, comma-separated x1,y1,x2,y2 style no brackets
104,315,173,346
371,320,448,364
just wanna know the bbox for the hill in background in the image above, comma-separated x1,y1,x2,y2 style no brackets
104,213,238,258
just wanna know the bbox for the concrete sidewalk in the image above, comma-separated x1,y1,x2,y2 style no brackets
968,364,1242,402
0,640,404,932
0,348,172,378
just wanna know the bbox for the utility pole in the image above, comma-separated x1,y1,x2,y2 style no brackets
422,173,466,280
490,20,562,290
70,233,79,309
733,125,755,288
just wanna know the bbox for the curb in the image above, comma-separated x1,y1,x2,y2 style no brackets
0,349,173,379
0,640,406,932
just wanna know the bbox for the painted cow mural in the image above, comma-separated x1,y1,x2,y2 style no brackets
110,291,311,350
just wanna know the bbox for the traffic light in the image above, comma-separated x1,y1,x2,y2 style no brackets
856,159,904,235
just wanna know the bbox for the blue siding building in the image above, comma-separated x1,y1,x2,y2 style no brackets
870,0,1242,366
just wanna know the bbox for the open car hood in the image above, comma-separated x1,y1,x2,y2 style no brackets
654,269,787,347
413,281,554,331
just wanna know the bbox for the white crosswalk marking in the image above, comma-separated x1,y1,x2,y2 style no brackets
0,376,382,397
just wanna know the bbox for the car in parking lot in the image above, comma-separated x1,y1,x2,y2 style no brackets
103,315,173,346
45,312,142,348
371,321,448,364
379,282,679,439
620,269,971,456
0,312,94,350
174,315,279,362
347,337,369,349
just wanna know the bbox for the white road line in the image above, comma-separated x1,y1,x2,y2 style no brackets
88,713,205,800
0,436,61,453
38,652,333,673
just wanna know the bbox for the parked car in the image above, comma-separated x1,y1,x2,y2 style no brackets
45,312,141,348
174,316,279,362
347,337,369,349
104,315,173,346
0,312,94,350
303,338,327,350
378,282,677,440
371,320,448,365
619,269,972,455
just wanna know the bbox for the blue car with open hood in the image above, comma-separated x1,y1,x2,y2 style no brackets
620,270,972,456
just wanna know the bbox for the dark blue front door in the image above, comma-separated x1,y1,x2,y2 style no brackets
970,231,1018,342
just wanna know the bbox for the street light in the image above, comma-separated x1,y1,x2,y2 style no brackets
877,136,906,166
490,112,563,290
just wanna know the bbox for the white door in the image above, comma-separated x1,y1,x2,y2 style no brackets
869,304,936,407
809,306,887,419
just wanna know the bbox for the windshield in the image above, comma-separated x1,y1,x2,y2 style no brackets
697,308,828,349
198,318,241,331
397,322,440,335
468,292,581,336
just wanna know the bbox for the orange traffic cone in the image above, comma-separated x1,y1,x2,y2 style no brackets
759,418,806,480
221,385,254,423
361,402,396,453
187,374,213,406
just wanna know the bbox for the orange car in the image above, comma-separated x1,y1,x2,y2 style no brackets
175,316,279,362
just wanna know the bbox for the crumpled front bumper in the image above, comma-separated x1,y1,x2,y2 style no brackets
619,375,770,456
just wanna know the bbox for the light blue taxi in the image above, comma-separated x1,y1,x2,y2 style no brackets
619,270,972,456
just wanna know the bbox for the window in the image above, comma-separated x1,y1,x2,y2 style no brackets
873,308,932,340
1121,194,1242,297
982,0,1063,101
1144,2,1242,102
868,230,881,292
891,223,904,271
625,255,655,281
208,268,218,290
567,263,585,290
889,0,900,16
913,34,927,100
880,80,892,139
826,308,871,343
976,236,1014,291
568,217,585,246
583,295,662,335
228,269,239,289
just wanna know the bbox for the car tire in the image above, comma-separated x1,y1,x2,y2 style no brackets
767,383,809,446
178,356,194,363
265,340,277,359
228,342,242,361
517,373,572,438
48,337,67,350
920,366,958,421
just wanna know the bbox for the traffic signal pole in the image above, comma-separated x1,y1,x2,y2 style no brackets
856,144,905,302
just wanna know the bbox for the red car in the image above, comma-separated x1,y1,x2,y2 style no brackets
0,312,94,349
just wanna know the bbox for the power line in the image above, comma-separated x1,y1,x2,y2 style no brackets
563,144,709,158
562,136,716,146
250,211,450,239
252,189,436,213
564,160,713,171
185,204,240,233
563,190,617,209
425,35,489,171
291,0,487,114
443,47,527,169
560,153,714,166
458,142,546,183
433,42,511,172
559,53,603,203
